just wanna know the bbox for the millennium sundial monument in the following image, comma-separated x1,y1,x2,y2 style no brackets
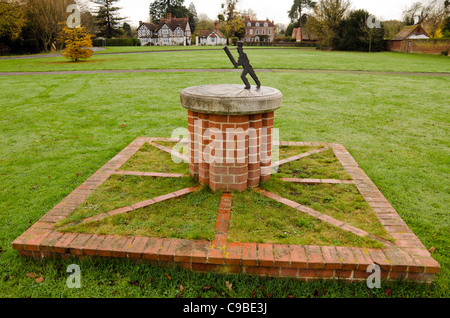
180,42,283,192
12,42,439,283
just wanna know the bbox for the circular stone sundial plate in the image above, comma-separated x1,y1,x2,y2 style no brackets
180,84,283,115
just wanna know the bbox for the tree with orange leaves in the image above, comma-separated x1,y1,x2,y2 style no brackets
58,25,94,62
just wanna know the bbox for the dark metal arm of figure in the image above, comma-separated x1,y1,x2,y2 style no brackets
224,43,261,90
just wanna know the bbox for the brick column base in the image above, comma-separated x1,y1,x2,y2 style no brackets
188,110,274,192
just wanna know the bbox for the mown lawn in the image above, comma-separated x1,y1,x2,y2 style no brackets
0,49,448,298
0,47,449,73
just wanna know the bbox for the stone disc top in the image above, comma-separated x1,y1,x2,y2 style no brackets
180,84,283,115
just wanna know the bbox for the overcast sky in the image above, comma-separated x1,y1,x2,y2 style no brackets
114,0,419,27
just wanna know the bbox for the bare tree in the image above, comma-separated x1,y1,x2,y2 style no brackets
308,0,351,47
241,8,258,20
25,0,75,51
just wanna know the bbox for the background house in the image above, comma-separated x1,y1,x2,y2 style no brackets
391,24,430,41
137,13,192,46
386,24,449,54
243,19,275,43
196,24,227,46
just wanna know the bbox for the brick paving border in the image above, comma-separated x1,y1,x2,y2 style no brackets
12,137,440,283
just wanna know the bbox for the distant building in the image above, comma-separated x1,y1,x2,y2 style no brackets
386,24,433,53
137,13,192,46
196,22,227,46
391,24,430,41
292,27,317,42
243,19,275,43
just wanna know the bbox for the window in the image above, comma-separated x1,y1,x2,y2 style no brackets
249,29,253,35
264,22,268,27
262,29,265,35
268,29,272,35
255,22,260,27
256,29,259,35
162,28,169,35
247,22,252,27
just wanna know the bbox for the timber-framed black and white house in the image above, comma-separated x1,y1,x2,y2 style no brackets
137,13,192,46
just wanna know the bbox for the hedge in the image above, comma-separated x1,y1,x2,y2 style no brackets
92,38,141,47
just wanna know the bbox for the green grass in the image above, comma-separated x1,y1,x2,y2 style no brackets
0,50,449,297
62,186,220,241
1,49,449,73
55,175,197,227
277,145,323,160
275,147,352,179
228,190,383,248
260,178,392,241
119,142,189,174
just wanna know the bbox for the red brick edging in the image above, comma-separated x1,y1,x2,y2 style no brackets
11,137,440,283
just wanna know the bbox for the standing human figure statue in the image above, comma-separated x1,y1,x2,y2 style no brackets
224,41,261,90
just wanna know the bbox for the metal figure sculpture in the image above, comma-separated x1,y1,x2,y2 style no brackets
224,41,261,90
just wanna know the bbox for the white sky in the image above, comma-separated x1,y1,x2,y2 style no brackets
114,0,420,27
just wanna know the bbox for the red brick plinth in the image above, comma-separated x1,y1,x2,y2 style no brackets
181,84,283,192
187,111,274,192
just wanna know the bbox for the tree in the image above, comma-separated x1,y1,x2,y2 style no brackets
337,9,384,52
288,0,316,42
383,20,406,39
122,22,132,37
403,1,433,25
443,15,450,37
58,25,93,62
0,0,27,41
403,1,450,37
196,13,215,31
24,0,75,52
149,0,197,31
95,0,125,38
218,0,245,41
188,2,197,22
307,0,351,48
423,0,450,38
241,8,257,20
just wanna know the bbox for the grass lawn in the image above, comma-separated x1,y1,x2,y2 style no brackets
0,49,448,298
0,48,449,73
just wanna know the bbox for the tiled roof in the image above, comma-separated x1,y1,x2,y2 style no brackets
139,22,157,31
157,17,190,31
245,19,275,27
391,24,429,41
196,29,225,38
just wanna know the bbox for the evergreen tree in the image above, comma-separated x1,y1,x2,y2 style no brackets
95,0,125,38
149,0,197,31
337,9,384,52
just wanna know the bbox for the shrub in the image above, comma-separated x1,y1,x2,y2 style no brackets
58,26,94,62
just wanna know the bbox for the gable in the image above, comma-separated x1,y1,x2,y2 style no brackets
391,25,430,41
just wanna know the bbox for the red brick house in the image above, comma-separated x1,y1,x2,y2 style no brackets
243,19,275,43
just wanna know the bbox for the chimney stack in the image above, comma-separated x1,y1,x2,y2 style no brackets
139,21,143,26
214,21,218,29
167,13,172,21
